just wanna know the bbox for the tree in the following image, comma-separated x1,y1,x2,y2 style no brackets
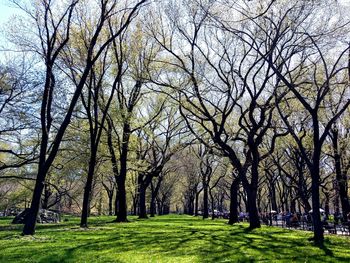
149,0,286,229
136,105,185,218
230,0,350,242
329,119,350,221
79,47,117,228
10,0,147,235
0,61,38,173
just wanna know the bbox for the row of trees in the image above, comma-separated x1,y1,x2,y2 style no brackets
1,0,350,244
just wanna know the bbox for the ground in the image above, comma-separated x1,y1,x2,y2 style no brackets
0,215,349,262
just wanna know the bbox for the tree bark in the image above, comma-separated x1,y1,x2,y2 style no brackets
22,167,46,235
203,184,209,219
108,191,113,216
115,123,130,222
138,178,148,219
244,149,261,229
194,188,202,216
310,164,323,242
150,178,162,217
310,121,324,242
228,178,240,224
269,182,278,212
246,187,261,229
331,128,350,221
115,177,127,222
80,146,97,227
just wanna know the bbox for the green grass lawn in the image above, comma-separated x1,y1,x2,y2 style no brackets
0,214,349,262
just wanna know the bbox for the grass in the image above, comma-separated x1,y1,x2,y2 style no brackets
0,215,349,262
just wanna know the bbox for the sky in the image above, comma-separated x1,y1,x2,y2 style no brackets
0,0,19,24
0,0,350,48
1,0,350,24
1,0,350,20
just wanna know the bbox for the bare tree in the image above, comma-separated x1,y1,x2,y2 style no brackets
222,0,350,242
9,0,147,235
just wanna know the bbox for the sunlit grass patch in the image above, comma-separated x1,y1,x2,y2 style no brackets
0,214,349,262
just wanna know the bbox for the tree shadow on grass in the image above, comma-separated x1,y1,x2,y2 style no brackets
41,225,347,262
316,241,334,257
1,216,349,263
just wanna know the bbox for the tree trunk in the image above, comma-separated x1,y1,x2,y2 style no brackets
269,183,278,212
246,187,261,229
157,199,162,215
245,152,261,229
296,159,312,212
80,147,97,227
115,178,127,222
133,195,138,216
290,198,296,213
150,196,156,217
209,189,215,220
150,179,162,217
310,151,324,242
138,181,148,219
188,196,195,215
114,190,119,216
194,190,201,216
41,183,51,210
22,167,46,235
115,124,130,222
107,119,120,217
203,184,209,219
331,128,350,221
108,193,113,216
228,178,239,224
324,193,330,216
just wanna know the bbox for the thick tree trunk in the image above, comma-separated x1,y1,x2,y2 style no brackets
157,199,163,215
115,124,130,222
115,178,127,222
228,178,239,224
22,167,46,235
138,181,148,219
310,171,323,242
246,187,261,229
246,153,261,229
310,152,324,242
80,148,97,227
41,184,51,210
194,190,201,216
114,191,119,216
22,61,55,236
150,179,162,217
188,196,195,215
203,185,209,219
163,204,170,214
150,196,156,217
309,119,324,243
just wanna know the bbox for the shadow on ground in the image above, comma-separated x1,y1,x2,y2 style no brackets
0,215,349,263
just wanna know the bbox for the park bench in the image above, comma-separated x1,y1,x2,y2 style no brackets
323,223,337,234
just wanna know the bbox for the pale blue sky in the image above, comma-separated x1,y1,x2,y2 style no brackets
0,0,18,24
1,0,350,25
